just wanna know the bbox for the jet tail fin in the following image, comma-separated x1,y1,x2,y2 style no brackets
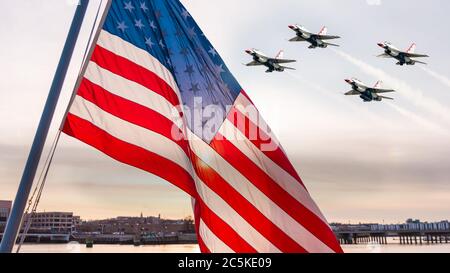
275,50,284,59
318,26,328,36
406,43,416,54
374,80,383,89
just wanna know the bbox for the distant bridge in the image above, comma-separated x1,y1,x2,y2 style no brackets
334,229,450,245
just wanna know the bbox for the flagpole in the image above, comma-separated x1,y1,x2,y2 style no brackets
0,0,89,253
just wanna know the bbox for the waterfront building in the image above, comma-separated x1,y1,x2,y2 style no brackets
0,200,12,230
25,212,78,234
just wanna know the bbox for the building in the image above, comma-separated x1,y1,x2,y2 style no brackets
25,212,78,234
75,216,195,235
0,200,12,230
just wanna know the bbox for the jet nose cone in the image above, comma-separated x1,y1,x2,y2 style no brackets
288,25,295,29
345,79,352,84
377,43,385,48
245,49,252,54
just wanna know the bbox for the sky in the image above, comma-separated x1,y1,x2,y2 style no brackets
1,0,450,223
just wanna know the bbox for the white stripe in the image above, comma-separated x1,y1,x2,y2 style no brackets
84,61,183,129
97,30,182,102
233,94,281,147
188,130,334,253
199,220,234,253
69,96,192,174
219,119,327,223
194,173,281,253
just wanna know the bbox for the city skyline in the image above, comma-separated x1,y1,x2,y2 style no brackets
1,0,450,223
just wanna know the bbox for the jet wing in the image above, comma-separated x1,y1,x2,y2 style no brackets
345,90,361,96
372,88,395,94
403,52,429,58
289,36,306,42
245,61,263,66
271,59,296,64
378,95,394,100
315,35,340,40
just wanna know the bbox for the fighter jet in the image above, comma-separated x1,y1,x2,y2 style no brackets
377,42,429,66
288,24,340,49
344,78,395,102
244,49,296,73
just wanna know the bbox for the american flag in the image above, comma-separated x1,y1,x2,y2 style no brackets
62,0,342,253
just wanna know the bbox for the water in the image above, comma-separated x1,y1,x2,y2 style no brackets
13,243,450,253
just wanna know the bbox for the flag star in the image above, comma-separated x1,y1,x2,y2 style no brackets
180,47,190,56
184,65,195,77
166,58,172,67
205,83,216,92
219,82,230,93
150,21,157,30
188,27,197,38
181,9,191,20
124,2,135,12
145,37,154,48
159,39,165,49
214,64,225,74
189,83,200,93
117,21,128,32
208,47,218,57
140,2,149,12
175,28,184,37
134,19,145,29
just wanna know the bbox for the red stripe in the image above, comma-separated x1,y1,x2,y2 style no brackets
62,113,196,197
211,135,343,253
90,45,180,107
196,198,257,253
76,78,189,156
228,107,303,186
240,90,254,104
193,198,210,253
191,153,307,253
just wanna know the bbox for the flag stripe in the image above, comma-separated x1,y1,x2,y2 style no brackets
199,219,234,253
227,106,303,185
91,45,181,107
211,133,342,253
233,94,281,147
219,119,327,222
191,153,304,253
195,197,257,253
188,131,335,253
69,96,192,175
84,61,182,129
97,30,181,99
63,113,196,196
76,78,189,156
